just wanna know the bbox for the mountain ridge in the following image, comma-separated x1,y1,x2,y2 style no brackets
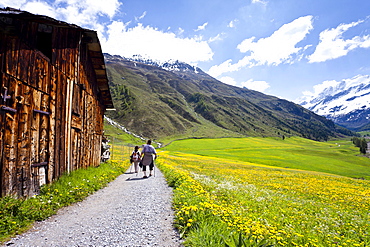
299,75,370,131
104,53,354,142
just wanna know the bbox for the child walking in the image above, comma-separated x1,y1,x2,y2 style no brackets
130,146,141,173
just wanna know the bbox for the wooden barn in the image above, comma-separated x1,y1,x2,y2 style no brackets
0,8,114,197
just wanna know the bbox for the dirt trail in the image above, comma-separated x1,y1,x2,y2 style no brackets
3,168,182,247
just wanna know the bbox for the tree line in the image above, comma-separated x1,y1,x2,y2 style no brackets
352,137,369,154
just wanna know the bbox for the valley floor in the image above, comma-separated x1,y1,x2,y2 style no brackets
2,167,182,247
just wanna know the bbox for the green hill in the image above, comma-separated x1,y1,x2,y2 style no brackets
104,54,353,143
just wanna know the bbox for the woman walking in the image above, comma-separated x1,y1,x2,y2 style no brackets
141,140,157,178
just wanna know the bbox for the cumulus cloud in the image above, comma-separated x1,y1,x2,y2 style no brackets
102,22,214,64
228,19,238,28
1,0,121,31
135,11,146,22
195,22,208,31
1,0,213,64
0,0,26,8
237,15,313,66
219,76,270,93
208,59,238,78
208,15,313,78
241,79,270,92
301,74,368,99
252,0,267,4
219,76,237,86
22,1,57,18
308,19,370,63
208,33,224,43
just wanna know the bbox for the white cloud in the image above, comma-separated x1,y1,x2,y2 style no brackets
208,16,313,78
208,59,239,78
252,0,268,6
228,19,238,28
195,22,208,31
177,27,185,35
241,79,270,92
301,74,368,99
102,22,214,64
219,76,237,86
135,11,146,21
208,33,224,43
55,0,121,27
1,0,121,31
308,19,370,63
237,15,313,66
22,1,57,18
57,0,120,19
1,0,212,64
218,76,270,93
301,79,339,99
0,0,26,8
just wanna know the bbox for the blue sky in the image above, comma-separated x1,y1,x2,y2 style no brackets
2,0,370,102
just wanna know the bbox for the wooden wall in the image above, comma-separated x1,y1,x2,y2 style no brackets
0,16,107,197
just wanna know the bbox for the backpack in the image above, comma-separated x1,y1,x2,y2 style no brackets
130,151,140,162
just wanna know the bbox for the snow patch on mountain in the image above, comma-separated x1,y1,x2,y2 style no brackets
298,75,370,117
297,75,370,130
129,54,201,73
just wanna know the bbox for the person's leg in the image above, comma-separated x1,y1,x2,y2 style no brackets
149,162,154,176
134,161,138,173
142,165,147,178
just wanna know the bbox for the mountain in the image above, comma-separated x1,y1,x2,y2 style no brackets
104,54,353,142
128,54,202,73
299,75,370,131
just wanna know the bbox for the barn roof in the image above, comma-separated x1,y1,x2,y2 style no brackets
0,7,114,109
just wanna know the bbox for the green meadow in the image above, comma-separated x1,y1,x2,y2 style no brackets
163,136,370,179
157,136,370,246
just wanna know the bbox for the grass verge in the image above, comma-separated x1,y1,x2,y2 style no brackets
0,160,129,243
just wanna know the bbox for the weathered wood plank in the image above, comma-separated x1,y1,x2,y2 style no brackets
53,71,62,179
39,94,49,164
30,88,41,194
59,72,67,176
5,37,19,78
16,83,32,196
35,53,50,93
19,44,32,84
1,76,19,196
48,67,56,183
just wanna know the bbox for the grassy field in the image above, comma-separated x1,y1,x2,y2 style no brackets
157,136,370,246
163,136,370,179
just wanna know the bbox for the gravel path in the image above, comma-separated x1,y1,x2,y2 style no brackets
3,167,183,247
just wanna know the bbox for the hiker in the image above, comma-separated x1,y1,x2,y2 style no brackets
140,140,157,178
130,146,141,173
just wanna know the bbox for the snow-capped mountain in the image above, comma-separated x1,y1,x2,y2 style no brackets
298,75,370,131
127,54,202,73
